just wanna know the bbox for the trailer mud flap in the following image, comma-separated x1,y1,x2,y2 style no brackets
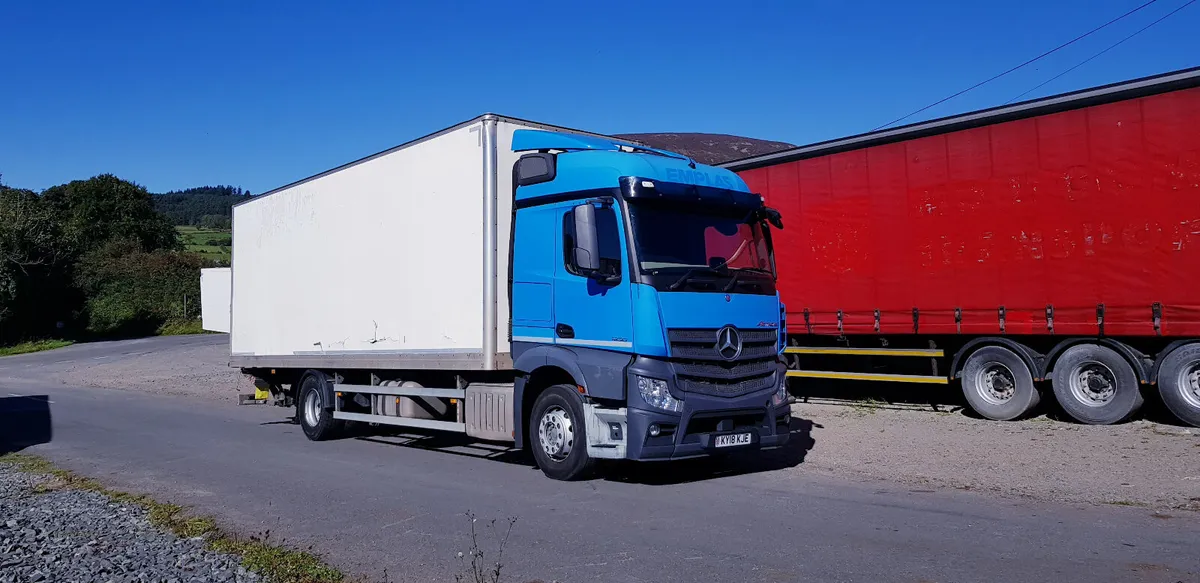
584,404,627,460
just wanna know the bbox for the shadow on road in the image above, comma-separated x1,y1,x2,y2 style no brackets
347,416,818,485
0,395,53,455
355,430,534,466
792,376,964,412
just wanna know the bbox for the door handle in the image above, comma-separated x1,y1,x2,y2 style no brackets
556,324,575,339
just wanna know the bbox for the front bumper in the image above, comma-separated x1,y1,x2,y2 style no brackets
623,358,791,461
626,398,790,461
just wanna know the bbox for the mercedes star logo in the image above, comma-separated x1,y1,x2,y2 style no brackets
716,326,742,361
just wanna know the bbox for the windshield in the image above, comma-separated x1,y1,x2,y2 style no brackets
628,203,774,276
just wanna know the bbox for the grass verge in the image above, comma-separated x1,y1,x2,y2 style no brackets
157,319,210,336
0,339,73,357
0,453,342,583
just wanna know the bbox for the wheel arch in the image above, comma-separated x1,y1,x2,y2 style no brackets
950,338,1044,381
1043,338,1153,385
299,369,337,409
1151,340,1200,384
513,346,589,451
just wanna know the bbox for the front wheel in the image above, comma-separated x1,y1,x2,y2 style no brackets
1157,344,1200,428
529,385,595,481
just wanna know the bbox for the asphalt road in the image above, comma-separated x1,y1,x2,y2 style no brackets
1,336,1197,583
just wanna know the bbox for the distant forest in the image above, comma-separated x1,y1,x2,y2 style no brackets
154,185,250,228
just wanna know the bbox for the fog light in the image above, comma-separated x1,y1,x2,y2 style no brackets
649,423,661,437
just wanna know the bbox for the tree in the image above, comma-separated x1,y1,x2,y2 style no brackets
75,238,213,336
0,186,74,341
41,174,179,254
153,184,250,226
199,214,231,230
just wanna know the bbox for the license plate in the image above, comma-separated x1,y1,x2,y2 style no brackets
714,433,752,448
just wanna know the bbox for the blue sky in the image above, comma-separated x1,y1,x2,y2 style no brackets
2,0,1197,194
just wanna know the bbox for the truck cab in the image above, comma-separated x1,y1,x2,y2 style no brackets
508,130,790,479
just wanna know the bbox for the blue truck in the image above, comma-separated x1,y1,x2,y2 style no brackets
227,115,790,480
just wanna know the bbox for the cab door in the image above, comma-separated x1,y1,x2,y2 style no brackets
552,201,634,352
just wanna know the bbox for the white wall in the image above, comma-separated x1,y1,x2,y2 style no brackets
231,123,486,357
200,267,231,333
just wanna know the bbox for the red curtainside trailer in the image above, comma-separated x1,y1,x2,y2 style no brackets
724,67,1200,427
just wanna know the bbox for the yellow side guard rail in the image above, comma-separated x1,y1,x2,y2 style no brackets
786,370,949,385
784,346,948,384
784,347,944,357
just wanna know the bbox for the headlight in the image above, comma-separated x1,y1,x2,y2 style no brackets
772,379,790,408
636,376,683,413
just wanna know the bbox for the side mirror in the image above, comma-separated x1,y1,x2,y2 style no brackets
572,203,601,272
515,153,556,187
762,206,784,230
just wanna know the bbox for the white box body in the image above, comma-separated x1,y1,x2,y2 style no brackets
200,267,231,333
229,115,605,371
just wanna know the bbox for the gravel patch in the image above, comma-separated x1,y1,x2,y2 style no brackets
49,336,253,402
788,400,1200,511
0,463,258,583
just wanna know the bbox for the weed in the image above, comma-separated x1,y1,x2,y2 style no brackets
0,339,73,357
157,319,210,336
1104,499,1149,508
455,511,518,583
212,532,342,583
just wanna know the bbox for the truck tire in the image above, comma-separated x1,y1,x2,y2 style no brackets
1157,343,1200,428
296,370,344,441
529,384,595,481
960,346,1040,421
1051,344,1143,425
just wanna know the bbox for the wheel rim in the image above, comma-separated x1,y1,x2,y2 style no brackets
1178,360,1200,409
537,405,575,461
303,387,321,427
974,362,1016,406
1068,362,1117,407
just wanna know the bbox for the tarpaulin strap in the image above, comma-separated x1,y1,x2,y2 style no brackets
1097,304,1106,337
998,306,1006,335
912,308,919,334
803,308,812,334
1152,302,1163,336
836,310,844,335
954,308,962,335
874,309,881,333
1046,305,1054,335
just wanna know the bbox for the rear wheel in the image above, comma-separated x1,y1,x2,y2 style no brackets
1051,344,1143,425
529,384,595,481
296,370,344,441
1157,344,1200,428
960,346,1040,421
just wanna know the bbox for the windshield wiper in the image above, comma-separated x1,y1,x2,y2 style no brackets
668,267,724,291
722,267,773,292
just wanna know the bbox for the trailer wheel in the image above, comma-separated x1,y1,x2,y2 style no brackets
296,371,344,441
529,384,595,481
960,346,1040,421
1051,344,1143,425
1157,343,1200,428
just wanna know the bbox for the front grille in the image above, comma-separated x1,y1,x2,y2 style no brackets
677,375,776,396
668,327,779,398
667,329,778,361
673,359,777,380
